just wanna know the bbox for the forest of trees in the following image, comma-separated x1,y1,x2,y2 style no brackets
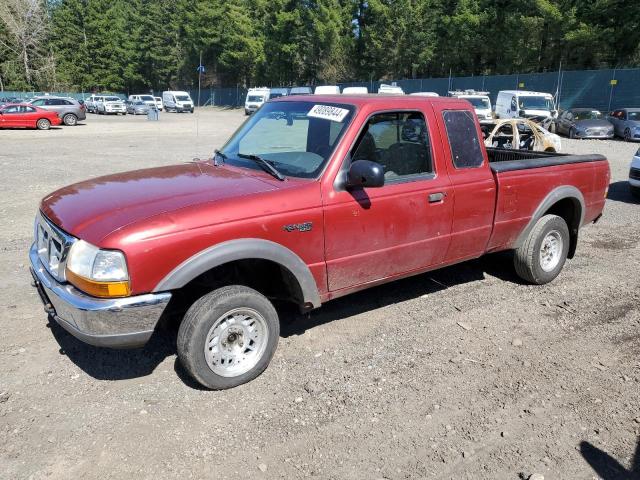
1,0,639,93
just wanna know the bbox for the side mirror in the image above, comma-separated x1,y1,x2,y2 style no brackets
347,160,385,188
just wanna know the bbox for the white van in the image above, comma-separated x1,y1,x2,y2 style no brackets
162,91,194,113
314,85,340,95
244,87,270,115
449,90,492,120
342,87,368,94
495,90,557,120
378,84,404,95
128,94,156,108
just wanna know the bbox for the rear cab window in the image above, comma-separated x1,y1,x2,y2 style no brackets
442,110,485,169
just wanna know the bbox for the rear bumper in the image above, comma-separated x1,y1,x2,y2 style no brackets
29,244,171,348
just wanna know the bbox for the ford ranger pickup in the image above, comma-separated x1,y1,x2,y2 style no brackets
29,95,610,389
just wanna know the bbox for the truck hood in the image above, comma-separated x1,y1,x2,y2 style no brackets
40,162,278,243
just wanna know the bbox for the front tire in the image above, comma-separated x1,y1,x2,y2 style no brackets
631,185,640,199
569,127,576,139
514,214,570,284
177,285,280,390
624,128,631,142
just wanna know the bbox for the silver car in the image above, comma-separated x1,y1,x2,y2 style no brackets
126,100,150,115
608,108,640,141
556,108,614,139
29,96,87,126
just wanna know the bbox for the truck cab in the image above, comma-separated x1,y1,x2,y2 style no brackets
495,90,557,120
449,90,492,120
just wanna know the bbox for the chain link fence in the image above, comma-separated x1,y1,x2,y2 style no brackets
2,68,638,112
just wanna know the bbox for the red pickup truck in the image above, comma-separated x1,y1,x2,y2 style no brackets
30,95,609,389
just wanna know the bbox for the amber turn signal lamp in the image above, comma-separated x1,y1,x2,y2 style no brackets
66,269,131,298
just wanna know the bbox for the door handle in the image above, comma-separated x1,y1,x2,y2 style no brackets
428,192,446,203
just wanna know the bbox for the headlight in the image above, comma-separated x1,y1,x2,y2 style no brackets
66,240,130,297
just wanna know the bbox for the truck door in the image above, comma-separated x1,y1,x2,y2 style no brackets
323,108,453,292
434,107,496,262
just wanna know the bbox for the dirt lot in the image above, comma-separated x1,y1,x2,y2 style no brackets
1,109,639,480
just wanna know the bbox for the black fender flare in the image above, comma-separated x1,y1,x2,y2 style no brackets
153,238,321,309
514,185,585,257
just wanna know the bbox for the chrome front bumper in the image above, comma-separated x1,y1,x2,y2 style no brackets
29,244,171,348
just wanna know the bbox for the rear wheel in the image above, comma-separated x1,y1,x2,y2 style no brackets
514,214,570,284
36,118,51,130
177,285,280,390
63,113,78,126
569,127,576,139
624,128,631,142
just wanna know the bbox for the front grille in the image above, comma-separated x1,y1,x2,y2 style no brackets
35,213,75,281
630,167,640,181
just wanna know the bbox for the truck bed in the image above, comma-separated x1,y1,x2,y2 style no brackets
487,147,606,173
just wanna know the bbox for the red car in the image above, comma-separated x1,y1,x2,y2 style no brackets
0,103,61,130
30,95,610,389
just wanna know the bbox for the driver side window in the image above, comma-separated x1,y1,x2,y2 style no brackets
350,111,433,181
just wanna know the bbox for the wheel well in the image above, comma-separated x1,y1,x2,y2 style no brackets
166,259,305,323
544,197,581,258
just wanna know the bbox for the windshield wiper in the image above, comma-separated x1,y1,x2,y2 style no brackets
237,153,285,181
213,149,227,166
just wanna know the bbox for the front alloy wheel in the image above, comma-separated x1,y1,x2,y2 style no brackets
177,285,280,389
36,118,51,130
63,113,78,126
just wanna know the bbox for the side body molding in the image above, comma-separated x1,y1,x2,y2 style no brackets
153,238,322,309
514,185,585,253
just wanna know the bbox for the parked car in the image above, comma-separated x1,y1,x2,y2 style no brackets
0,103,61,130
378,84,404,94
289,86,313,95
126,100,150,115
410,92,440,97
97,96,126,115
495,90,558,121
482,118,562,152
268,87,290,99
342,87,368,94
630,147,640,198
314,85,340,95
154,97,163,111
244,87,270,115
28,96,86,126
555,108,614,139
162,91,194,113
29,95,609,390
128,94,156,108
607,108,640,142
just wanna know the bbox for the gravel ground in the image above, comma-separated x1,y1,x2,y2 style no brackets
1,109,639,480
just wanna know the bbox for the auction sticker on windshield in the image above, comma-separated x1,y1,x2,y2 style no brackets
307,105,349,122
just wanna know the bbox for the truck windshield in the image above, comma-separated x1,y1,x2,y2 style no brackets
220,101,355,179
466,97,490,109
519,96,553,111
176,95,190,101
248,96,264,102
140,95,154,102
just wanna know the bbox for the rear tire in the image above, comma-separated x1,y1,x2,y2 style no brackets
177,285,280,390
624,128,631,142
514,214,569,284
63,113,78,126
36,118,51,130
569,127,576,139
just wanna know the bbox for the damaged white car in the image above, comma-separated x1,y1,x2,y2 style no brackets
482,118,562,153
